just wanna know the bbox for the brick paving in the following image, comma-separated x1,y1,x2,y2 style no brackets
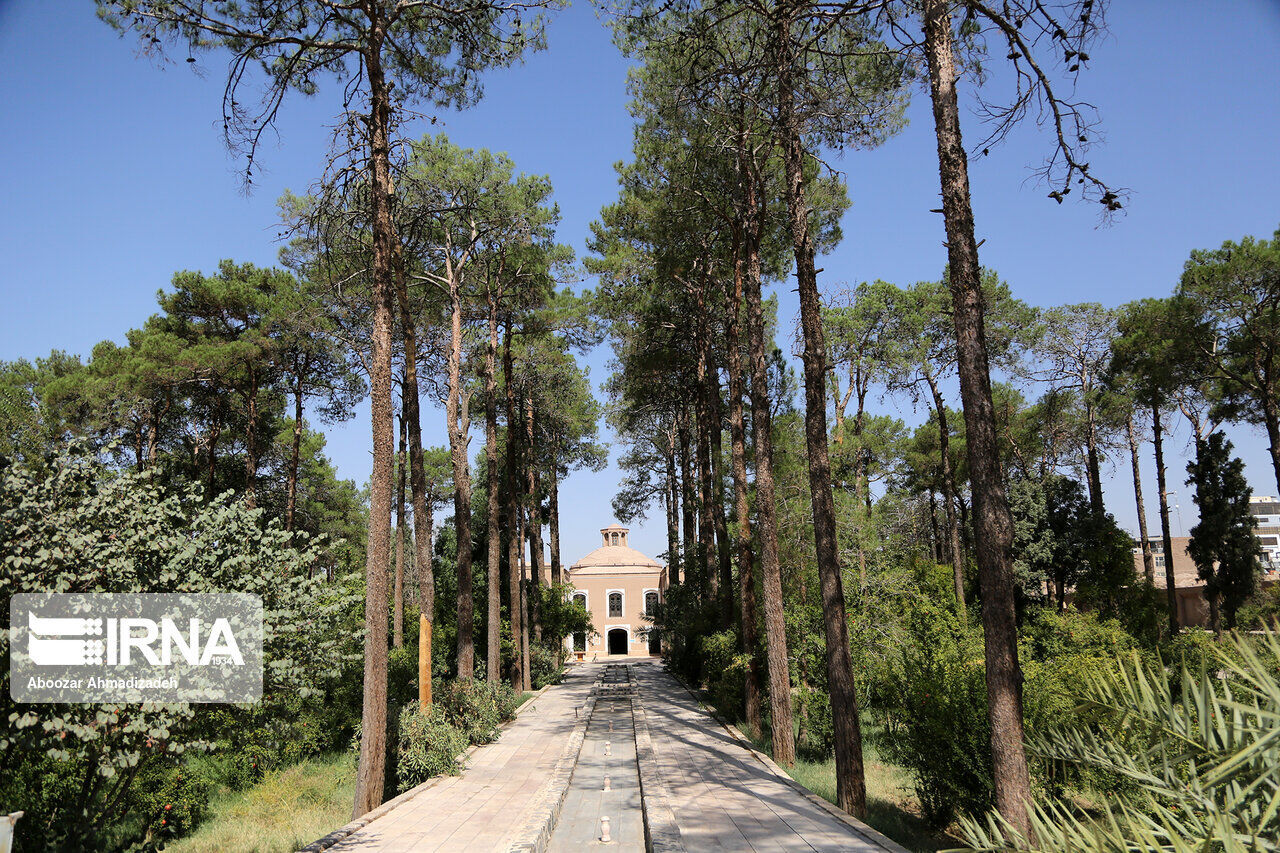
326,665,599,853
632,661,899,852
320,659,899,852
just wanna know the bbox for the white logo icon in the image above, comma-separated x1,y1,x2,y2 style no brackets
27,614,104,666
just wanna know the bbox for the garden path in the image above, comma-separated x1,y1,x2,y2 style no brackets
311,660,903,852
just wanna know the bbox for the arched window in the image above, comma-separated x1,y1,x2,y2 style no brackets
608,592,623,617
573,592,587,610
644,591,659,617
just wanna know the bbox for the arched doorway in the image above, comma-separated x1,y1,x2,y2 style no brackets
607,628,628,655
648,629,660,655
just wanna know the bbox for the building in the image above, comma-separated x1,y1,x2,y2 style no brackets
1134,536,1209,626
564,524,668,660
1251,496,1280,569
1132,497,1280,627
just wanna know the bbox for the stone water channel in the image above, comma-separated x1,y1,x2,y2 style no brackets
546,664,646,851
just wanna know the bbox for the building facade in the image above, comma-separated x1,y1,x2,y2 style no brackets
565,524,667,659
1251,495,1280,570
1132,495,1280,627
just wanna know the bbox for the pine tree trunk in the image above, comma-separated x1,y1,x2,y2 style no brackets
1085,399,1106,519
206,412,221,499
1262,391,1280,497
243,371,259,509
393,237,432,711
503,323,528,691
394,414,406,649
666,427,681,584
518,501,532,688
1153,404,1180,633
549,441,562,585
353,20,393,819
727,219,763,740
485,292,502,683
928,375,967,617
286,371,303,532
695,350,717,602
446,250,474,681
928,490,941,563
1128,415,1156,584
774,10,865,815
741,166,795,769
678,411,697,585
709,351,735,629
922,0,1031,835
526,398,543,643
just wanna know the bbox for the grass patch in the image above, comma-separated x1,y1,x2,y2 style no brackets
166,753,356,853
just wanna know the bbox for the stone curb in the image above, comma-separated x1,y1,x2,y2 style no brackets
505,671,601,852
667,668,909,853
300,678,559,853
630,683,686,853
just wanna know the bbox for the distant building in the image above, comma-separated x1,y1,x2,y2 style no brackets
1134,536,1210,626
1251,495,1280,569
1132,495,1280,627
564,524,668,659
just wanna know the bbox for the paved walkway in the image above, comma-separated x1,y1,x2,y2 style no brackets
326,665,599,852
633,661,897,852
318,660,898,852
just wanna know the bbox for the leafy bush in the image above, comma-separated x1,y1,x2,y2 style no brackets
879,602,993,827
1237,583,1280,631
701,629,749,722
1019,606,1144,664
395,702,469,792
530,643,564,689
794,684,835,761
129,762,212,841
0,446,361,851
436,679,518,745
651,582,720,684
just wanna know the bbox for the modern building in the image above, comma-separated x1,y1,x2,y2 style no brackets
1132,496,1280,626
564,524,667,660
1251,495,1280,570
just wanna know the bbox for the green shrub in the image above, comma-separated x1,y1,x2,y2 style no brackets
879,602,993,827
794,685,835,761
1237,583,1280,631
1165,625,1217,666
129,761,212,842
436,679,519,745
395,702,469,792
1017,608,1150,799
701,629,749,723
1019,606,1143,664
530,643,564,689
652,583,720,684
488,680,522,721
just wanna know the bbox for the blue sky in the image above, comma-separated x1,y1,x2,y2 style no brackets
1,1,1278,563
